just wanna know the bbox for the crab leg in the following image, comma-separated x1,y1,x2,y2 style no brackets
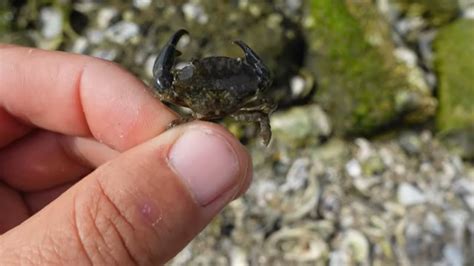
233,40,272,90
240,97,277,114
153,29,188,92
231,110,272,146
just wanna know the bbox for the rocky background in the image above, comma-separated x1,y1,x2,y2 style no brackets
1,0,473,265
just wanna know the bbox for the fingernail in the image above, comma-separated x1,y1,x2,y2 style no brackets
168,128,240,206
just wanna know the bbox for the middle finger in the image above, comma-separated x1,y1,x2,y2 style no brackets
0,131,92,191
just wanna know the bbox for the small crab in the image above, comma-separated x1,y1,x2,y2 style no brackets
152,29,276,145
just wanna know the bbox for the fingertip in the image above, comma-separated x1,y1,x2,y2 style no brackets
168,121,252,207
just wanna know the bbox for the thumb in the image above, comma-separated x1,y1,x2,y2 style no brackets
0,122,252,265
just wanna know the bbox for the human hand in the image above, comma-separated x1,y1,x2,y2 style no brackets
0,45,252,264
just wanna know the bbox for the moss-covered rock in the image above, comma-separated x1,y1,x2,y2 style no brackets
391,0,459,26
434,19,474,158
0,2,12,39
0,1,34,45
306,0,435,136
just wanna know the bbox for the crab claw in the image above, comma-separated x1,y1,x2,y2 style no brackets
153,29,188,93
233,40,272,89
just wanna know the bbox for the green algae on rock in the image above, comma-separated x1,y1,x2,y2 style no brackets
306,0,435,136
0,2,33,46
434,19,474,158
0,2,11,36
391,0,459,26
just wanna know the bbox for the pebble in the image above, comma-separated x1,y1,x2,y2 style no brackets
346,159,362,177
40,7,63,39
424,212,444,235
86,29,105,44
397,182,426,206
340,230,369,263
394,47,418,67
91,48,118,61
182,2,209,24
463,7,474,19
97,7,118,29
399,131,422,155
71,37,88,54
290,76,305,97
133,0,151,10
105,21,139,44
443,244,464,266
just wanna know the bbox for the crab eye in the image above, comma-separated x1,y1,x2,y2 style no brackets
177,65,194,81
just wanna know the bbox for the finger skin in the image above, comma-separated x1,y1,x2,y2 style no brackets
0,108,31,148
0,45,177,151
0,182,29,233
0,122,252,265
0,130,120,193
23,183,73,214
0,131,91,191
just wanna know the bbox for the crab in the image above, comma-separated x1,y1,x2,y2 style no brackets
152,29,276,146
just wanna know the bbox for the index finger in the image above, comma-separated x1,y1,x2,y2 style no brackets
0,45,176,150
